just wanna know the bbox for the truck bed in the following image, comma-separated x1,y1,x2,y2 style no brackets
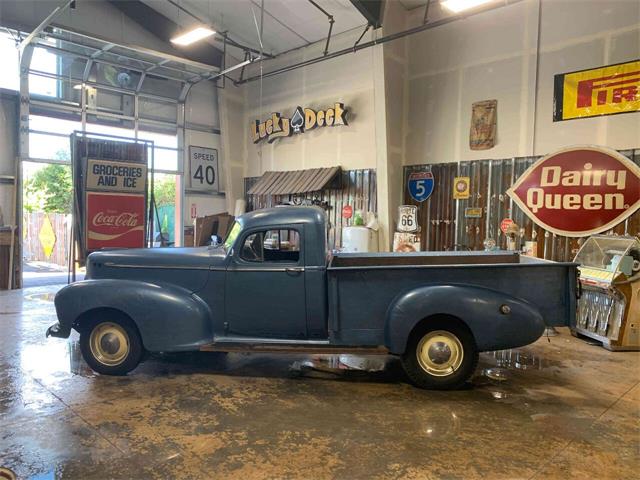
327,251,577,350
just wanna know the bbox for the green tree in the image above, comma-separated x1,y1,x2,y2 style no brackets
153,175,176,206
24,150,73,213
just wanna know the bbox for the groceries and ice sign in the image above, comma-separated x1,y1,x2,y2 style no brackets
507,146,640,237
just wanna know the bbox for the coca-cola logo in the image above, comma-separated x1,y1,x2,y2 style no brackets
92,211,140,228
507,146,640,237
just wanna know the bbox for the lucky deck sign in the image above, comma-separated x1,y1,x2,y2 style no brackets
408,171,434,203
251,103,348,144
507,146,640,237
553,60,640,121
86,192,146,250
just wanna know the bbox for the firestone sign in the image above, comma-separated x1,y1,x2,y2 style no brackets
507,146,640,237
251,103,348,144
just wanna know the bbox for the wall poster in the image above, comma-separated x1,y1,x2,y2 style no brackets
469,99,497,150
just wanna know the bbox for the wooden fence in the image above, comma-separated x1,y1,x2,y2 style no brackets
403,149,640,261
23,212,70,267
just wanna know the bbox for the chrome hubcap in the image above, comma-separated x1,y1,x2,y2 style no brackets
89,322,130,366
416,330,464,377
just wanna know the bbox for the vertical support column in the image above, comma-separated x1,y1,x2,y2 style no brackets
372,42,391,251
176,100,186,246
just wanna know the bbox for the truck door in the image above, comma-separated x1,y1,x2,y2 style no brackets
225,226,307,339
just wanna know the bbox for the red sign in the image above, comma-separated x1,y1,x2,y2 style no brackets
342,205,353,219
86,192,146,250
500,218,514,234
507,146,640,237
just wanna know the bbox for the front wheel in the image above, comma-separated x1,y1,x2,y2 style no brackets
80,314,144,375
401,321,478,390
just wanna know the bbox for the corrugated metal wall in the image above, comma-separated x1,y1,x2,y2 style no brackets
404,150,640,261
245,169,377,250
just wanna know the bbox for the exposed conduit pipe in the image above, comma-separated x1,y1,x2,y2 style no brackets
307,0,335,56
238,0,523,84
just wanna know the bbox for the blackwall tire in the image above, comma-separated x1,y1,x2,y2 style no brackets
79,314,144,376
401,320,478,390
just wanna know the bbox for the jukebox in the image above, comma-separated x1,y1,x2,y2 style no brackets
573,235,640,351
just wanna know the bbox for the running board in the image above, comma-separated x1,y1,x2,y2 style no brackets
200,342,389,355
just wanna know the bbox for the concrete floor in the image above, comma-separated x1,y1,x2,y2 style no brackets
1,285,638,480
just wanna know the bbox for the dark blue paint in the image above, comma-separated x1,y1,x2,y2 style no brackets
51,206,577,355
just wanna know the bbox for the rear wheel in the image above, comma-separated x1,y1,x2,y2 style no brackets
79,314,143,375
401,320,478,390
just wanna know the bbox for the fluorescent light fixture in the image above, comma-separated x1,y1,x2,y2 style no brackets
441,0,494,13
170,26,215,46
73,83,84,90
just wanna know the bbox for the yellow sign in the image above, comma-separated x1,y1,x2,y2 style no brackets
554,60,640,121
453,177,470,199
38,215,56,259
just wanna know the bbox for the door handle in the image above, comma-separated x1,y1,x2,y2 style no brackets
285,267,304,275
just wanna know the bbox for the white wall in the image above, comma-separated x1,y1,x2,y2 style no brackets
405,0,640,165
183,81,228,222
238,28,382,178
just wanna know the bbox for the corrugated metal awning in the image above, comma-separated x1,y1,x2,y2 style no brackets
247,166,341,195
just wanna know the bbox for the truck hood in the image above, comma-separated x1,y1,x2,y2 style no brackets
86,246,227,292
88,246,227,270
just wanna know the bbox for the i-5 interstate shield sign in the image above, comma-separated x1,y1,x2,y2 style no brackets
408,171,434,202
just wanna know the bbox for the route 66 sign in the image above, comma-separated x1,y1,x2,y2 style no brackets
408,171,434,203
398,205,419,233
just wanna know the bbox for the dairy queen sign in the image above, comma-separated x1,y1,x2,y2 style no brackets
507,146,640,237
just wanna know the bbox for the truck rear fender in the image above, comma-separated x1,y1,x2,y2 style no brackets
54,279,214,352
385,284,545,354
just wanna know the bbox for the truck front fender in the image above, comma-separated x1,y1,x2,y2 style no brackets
385,284,545,354
54,279,213,352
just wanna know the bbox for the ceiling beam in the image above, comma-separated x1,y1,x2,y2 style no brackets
349,0,383,28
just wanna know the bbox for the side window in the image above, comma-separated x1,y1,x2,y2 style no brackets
239,229,300,263
264,230,300,263
240,232,264,262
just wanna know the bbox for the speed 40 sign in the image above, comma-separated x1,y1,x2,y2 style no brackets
408,171,434,202
189,146,219,192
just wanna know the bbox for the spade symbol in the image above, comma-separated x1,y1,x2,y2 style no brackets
290,107,304,133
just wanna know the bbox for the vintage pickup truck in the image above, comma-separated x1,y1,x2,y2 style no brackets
48,207,578,389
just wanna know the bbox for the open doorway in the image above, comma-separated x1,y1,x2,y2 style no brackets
22,159,83,287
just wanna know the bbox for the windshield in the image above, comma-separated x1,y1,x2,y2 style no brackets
223,221,242,251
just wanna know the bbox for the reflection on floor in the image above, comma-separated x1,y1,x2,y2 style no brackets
1,285,638,479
